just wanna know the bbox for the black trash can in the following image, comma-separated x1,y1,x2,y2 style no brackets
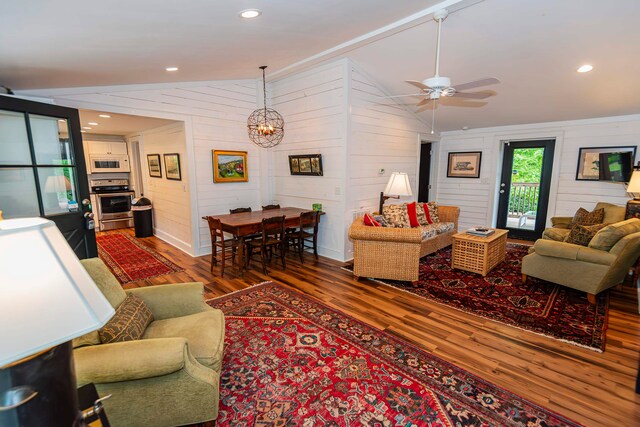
131,197,153,237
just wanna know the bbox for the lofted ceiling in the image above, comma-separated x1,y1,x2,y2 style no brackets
0,0,435,89
2,0,640,131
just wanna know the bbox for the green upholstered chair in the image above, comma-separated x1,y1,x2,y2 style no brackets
74,258,224,427
522,218,640,304
542,202,626,242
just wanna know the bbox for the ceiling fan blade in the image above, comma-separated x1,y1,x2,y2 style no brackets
405,80,430,90
453,77,500,92
416,101,435,113
451,90,494,100
439,97,488,108
416,98,430,107
379,93,426,99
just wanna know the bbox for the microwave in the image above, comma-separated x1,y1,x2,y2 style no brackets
88,154,131,173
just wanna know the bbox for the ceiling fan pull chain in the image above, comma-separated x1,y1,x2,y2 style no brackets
431,99,437,134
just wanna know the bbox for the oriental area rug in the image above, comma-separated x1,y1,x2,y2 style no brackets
96,233,184,284
204,282,582,427
345,243,608,352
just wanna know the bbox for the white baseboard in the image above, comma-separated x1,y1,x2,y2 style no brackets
154,228,195,256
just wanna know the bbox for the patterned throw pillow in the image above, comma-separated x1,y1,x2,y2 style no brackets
564,223,606,246
99,293,153,344
416,204,429,226
382,204,411,228
572,207,604,226
372,214,390,227
425,201,440,223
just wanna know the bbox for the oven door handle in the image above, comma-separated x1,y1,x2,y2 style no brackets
96,192,134,198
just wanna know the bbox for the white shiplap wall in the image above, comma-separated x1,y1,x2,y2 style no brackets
137,123,192,253
270,60,349,261
346,63,431,257
437,115,640,230
29,80,262,256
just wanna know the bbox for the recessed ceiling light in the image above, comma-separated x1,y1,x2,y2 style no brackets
80,130,86,133
98,114,111,118
577,64,593,73
57,119,65,122
239,9,262,19
82,126,92,130
165,67,179,72
88,122,99,126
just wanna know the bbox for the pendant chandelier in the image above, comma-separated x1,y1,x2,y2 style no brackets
247,66,284,148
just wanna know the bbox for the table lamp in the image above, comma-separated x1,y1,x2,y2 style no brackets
0,218,115,427
379,172,413,213
625,162,640,219
43,175,72,210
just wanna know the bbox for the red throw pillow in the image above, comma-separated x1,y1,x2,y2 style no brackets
363,213,381,227
406,202,420,228
422,203,433,224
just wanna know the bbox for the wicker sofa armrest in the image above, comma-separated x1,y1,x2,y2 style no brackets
349,218,422,243
437,205,460,231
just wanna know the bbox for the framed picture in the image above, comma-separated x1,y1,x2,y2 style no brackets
289,154,323,176
147,154,162,178
576,146,637,181
213,150,248,183
163,153,182,181
447,151,482,178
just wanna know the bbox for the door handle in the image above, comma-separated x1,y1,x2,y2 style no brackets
500,183,506,187
499,190,505,194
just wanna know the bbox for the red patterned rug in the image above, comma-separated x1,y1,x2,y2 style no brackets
345,243,608,352
96,233,184,284
205,283,582,426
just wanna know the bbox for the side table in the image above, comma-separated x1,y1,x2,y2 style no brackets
451,229,509,276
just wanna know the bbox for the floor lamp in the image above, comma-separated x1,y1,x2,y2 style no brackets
379,172,413,214
0,218,114,427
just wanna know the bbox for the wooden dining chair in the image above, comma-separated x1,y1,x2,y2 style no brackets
230,207,252,214
287,211,319,263
245,215,286,274
262,204,281,210
205,216,238,277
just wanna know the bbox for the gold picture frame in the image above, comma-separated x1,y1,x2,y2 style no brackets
212,150,248,183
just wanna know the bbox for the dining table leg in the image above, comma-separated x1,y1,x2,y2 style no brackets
236,235,245,273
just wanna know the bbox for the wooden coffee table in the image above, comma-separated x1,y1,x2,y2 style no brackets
451,229,508,276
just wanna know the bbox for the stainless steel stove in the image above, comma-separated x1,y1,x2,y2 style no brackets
90,179,134,231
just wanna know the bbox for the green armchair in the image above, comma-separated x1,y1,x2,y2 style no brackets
522,218,640,303
75,258,224,427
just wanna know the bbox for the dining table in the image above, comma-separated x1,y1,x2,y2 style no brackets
203,207,322,272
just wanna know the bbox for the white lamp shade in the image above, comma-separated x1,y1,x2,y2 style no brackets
0,218,114,366
384,172,413,197
44,175,71,193
627,170,640,193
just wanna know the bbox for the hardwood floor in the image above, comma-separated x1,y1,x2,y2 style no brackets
108,229,640,427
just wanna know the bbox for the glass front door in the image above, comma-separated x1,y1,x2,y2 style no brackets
496,139,555,240
0,96,96,258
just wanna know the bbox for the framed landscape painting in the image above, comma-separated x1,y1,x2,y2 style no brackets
147,154,162,178
163,153,181,181
213,150,248,183
289,154,323,176
447,151,482,178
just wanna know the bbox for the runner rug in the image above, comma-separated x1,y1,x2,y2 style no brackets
344,243,608,352
204,282,581,426
96,233,184,284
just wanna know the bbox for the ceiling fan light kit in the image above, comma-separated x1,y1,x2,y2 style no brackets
383,8,500,132
247,66,285,148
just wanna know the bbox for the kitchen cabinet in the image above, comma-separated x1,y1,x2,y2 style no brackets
87,141,127,155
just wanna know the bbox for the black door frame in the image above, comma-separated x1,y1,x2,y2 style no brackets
496,139,556,241
0,95,97,258
418,141,432,202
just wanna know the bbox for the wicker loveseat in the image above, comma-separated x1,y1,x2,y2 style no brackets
348,205,460,283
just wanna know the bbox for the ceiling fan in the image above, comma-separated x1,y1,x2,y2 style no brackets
383,9,500,133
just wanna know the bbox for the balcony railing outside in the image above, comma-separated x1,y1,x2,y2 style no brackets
508,182,540,217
